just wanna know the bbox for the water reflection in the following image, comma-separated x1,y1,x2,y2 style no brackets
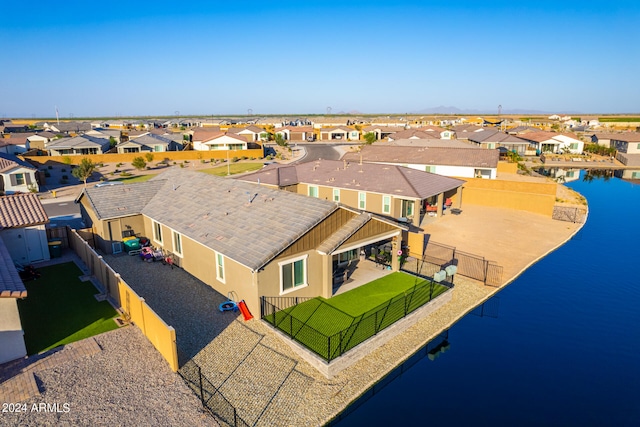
614,169,640,183
536,167,582,183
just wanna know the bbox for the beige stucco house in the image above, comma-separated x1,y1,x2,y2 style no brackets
239,159,465,227
76,169,406,314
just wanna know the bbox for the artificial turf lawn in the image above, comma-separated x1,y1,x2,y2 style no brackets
266,272,449,359
17,262,120,355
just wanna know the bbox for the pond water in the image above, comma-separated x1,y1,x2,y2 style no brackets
334,170,640,426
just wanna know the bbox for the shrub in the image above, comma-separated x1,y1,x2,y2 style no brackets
132,156,146,170
120,171,132,177
180,163,185,168
231,157,238,162
145,153,154,162
62,156,72,165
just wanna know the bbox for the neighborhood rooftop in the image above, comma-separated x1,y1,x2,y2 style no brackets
0,237,26,297
241,159,465,199
342,145,500,168
0,193,49,228
78,180,167,220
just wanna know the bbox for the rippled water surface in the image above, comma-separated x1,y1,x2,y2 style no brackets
336,172,640,426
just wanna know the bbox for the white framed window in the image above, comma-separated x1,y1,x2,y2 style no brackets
333,188,340,202
216,252,225,283
154,145,163,152
308,185,319,198
358,192,366,209
279,255,308,294
382,195,391,214
14,173,25,185
172,231,182,256
152,220,163,244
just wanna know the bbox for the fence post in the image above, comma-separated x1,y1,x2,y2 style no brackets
289,315,293,338
234,408,238,427
198,366,205,407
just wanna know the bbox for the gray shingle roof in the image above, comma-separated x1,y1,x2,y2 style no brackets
47,135,110,149
78,181,167,220
241,160,465,199
0,237,26,297
342,146,499,168
142,169,339,271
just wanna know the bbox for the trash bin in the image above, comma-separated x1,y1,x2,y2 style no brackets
48,240,62,258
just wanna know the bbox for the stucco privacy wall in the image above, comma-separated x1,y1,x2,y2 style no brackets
22,147,263,165
497,161,518,174
67,227,178,371
461,178,557,216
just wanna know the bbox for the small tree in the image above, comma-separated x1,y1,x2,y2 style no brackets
132,156,146,170
363,132,376,145
145,152,154,162
71,158,96,187
108,136,117,148
274,133,287,147
62,155,72,165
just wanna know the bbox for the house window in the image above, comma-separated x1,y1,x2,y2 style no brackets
308,186,319,198
153,221,162,244
358,192,366,209
154,145,163,152
566,171,575,178
382,195,391,214
333,188,340,202
228,144,244,150
280,255,307,293
14,173,25,185
172,231,182,256
636,143,640,150
425,166,436,173
402,199,414,217
216,252,225,282
569,143,579,150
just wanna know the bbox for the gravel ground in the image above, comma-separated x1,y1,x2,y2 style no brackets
0,327,217,427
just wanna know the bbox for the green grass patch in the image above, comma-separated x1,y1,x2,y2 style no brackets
112,174,157,184
17,262,120,355
199,162,264,176
599,117,640,122
264,272,448,359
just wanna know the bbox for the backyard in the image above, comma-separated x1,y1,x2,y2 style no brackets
263,272,449,360
17,262,120,355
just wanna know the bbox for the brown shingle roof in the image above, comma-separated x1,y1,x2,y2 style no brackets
341,146,499,168
0,193,49,228
240,159,465,199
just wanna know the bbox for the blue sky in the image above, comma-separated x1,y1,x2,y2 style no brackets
2,1,639,117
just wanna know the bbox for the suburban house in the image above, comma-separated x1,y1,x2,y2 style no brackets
75,169,406,313
43,121,92,134
518,131,584,154
319,126,360,141
0,134,31,155
275,126,315,142
588,132,624,147
26,131,58,150
0,153,39,194
0,193,50,265
115,134,178,153
239,159,465,227
466,129,530,154
227,125,265,142
46,135,112,156
342,145,499,179
361,125,404,141
450,124,485,139
375,138,472,149
610,133,640,153
192,129,248,151
85,128,121,144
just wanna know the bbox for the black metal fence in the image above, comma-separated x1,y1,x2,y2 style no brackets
407,240,504,287
178,357,251,427
261,278,450,362
552,206,587,223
